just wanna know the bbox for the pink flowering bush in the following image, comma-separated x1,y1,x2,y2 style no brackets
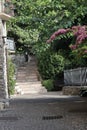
47,29,70,43
70,26,87,55
47,25,87,54
71,26,87,44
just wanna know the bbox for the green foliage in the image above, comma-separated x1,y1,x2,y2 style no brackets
8,59,16,95
42,79,54,91
70,50,87,68
8,0,87,71
35,45,64,79
32,42,50,57
8,0,87,51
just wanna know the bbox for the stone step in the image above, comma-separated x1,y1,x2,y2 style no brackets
18,73,38,75
21,88,47,94
15,56,47,95
16,82,42,85
17,74,37,77
17,78,37,80
16,79,38,82
18,68,37,71
18,71,37,73
16,85,42,88
17,77,37,81
16,81,42,85
17,76,38,78
15,86,47,95
15,83,45,90
21,90,47,94
17,74,38,77
21,88,42,92
18,84,42,88
28,68,37,70
17,77,38,80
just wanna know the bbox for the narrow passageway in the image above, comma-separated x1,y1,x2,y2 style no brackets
1,96,87,130
7,56,87,130
15,55,47,95
7,55,87,130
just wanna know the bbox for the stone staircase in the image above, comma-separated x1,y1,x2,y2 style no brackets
15,56,47,95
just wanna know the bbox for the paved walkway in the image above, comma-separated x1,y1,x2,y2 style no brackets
3,55,86,130
0,95,87,130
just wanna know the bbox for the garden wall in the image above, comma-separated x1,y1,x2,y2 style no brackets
63,68,87,95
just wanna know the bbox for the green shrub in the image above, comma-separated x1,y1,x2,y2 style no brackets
42,79,54,91
8,59,16,95
38,52,64,79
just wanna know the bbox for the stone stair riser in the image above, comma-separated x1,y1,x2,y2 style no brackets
15,56,47,94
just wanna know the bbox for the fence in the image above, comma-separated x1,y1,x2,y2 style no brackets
64,68,87,86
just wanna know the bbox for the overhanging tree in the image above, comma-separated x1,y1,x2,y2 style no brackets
8,0,87,50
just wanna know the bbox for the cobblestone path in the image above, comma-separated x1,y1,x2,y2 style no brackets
0,95,87,130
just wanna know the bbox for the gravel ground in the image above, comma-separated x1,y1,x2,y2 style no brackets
0,94,87,130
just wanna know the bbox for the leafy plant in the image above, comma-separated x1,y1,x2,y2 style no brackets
42,79,54,91
47,26,87,55
36,45,64,79
8,0,87,79
47,25,87,68
8,59,16,95
8,0,87,52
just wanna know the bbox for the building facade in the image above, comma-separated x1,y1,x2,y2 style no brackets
0,0,13,103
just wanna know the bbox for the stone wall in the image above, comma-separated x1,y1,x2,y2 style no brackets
63,86,82,95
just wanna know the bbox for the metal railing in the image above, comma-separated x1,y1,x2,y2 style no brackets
0,0,14,16
64,68,87,86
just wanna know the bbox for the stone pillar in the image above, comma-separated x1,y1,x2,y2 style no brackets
0,19,8,102
0,0,11,109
